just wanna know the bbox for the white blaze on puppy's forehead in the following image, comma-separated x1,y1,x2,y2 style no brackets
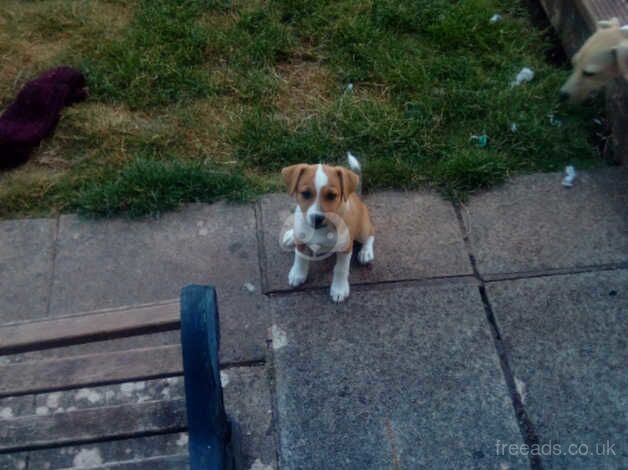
314,164,328,194
307,164,328,216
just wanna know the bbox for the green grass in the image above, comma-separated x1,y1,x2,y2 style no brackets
0,0,606,217
74,158,254,217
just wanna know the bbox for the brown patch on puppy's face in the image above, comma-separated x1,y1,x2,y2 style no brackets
281,163,317,214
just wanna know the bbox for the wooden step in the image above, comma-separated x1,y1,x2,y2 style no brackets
0,345,183,398
0,300,179,355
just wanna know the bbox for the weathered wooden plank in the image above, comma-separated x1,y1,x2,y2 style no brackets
24,432,190,469
0,399,186,452
0,300,179,355
0,345,183,398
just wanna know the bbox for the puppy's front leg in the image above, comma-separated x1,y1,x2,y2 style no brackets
288,245,309,287
330,250,351,303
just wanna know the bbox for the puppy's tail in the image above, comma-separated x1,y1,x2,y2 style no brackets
347,152,362,194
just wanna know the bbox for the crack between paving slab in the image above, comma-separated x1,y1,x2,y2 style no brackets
483,262,628,283
45,217,60,317
253,201,270,295
264,273,478,296
453,202,543,470
265,341,283,470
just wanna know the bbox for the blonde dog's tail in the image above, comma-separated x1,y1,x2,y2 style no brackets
347,152,362,194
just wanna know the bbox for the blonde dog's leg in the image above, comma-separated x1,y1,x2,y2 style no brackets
330,251,351,302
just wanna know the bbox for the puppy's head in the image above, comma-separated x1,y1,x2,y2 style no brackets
560,18,628,103
281,163,359,229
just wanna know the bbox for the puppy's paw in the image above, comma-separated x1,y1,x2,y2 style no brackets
330,280,350,303
288,265,307,287
358,243,374,264
281,229,295,249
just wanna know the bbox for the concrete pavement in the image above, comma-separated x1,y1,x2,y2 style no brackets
0,167,626,469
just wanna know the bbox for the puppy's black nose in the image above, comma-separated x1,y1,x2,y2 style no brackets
559,90,570,102
310,214,326,228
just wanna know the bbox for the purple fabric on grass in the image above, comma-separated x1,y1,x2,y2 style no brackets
0,67,87,169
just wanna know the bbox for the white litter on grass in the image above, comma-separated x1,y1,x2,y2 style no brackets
346,83,354,92
510,123,518,133
562,165,576,188
243,281,256,293
73,448,103,468
490,14,503,23
548,113,562,127
511,67,534,86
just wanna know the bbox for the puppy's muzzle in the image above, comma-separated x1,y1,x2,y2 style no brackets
309,213,326,229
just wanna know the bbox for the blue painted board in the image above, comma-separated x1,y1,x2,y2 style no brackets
180,285,229,470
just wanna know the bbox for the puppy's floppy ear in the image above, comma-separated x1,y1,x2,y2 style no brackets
597,18,620,30
336,167,359,201
281,164,308,196
613,40,628,80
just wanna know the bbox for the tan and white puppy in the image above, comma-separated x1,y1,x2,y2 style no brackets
560,18,628,102
281,154,374,303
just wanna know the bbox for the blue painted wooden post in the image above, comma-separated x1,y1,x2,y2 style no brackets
180,285,232,470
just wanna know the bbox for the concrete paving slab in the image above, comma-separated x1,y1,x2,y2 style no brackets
270,280,527,470
463,168,628,277
259,192,472,293
0,218,55,323
48,203,268,364
487,270,628,469
223,366,277,470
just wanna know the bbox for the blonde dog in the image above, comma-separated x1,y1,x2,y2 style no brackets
560,18,628,102
281,153,374,303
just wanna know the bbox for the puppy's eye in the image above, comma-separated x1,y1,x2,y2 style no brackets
326,193,337,201
582,70,596,77
301,190,312,199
